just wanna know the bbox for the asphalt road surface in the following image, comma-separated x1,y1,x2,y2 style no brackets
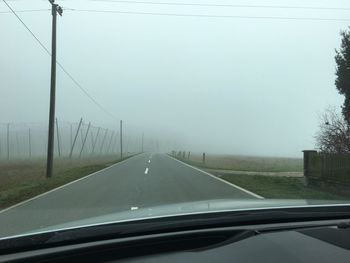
0,153,259,238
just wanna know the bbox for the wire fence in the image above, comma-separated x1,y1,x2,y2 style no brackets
0,119,132,160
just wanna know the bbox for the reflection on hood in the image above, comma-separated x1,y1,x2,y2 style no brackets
23,198,349,235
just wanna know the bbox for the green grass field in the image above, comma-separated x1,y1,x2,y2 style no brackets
0,156,130,210
216,173,347,200
182,153,303,172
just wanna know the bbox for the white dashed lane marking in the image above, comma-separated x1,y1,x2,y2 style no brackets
144,168,149,174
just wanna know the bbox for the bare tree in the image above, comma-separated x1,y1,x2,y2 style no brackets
316,107,350,153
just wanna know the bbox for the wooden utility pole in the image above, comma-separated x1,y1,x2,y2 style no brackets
46,0,63,178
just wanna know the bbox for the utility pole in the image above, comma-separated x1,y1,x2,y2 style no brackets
46,0,63,178
120,120,123,159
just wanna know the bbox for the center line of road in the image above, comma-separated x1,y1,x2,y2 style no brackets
144,168,149,174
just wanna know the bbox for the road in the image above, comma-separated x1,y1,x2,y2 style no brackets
0,153,259,238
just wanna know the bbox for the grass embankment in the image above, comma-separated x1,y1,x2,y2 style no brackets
172,154,349,200
182,153,302,172
217,173,347,200
0,156,131,210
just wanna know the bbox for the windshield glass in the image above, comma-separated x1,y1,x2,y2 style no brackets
1,0,350,240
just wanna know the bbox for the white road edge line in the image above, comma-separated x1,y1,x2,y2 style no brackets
167,155,264,199
0,155,139,214
145,168,149,174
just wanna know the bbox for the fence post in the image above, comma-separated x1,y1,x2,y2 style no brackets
113,132,118,154
0,129,2,159
91,127,101,155
16,133,19,158
7,123,10,160
187,151,190,159
28,128,31,158
80,123,85,145
89,129,94,153
69,118,83,158
70,123,73,153
202,152,206,164
302,150,317,186
79,122,91,158
100,129,108,155
120,120,123,160
55,118,61,157
106,131,115,154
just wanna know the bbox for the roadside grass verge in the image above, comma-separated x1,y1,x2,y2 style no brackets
175,153,302,172
170,154,348,200
216,173,348,200
0,155,133,210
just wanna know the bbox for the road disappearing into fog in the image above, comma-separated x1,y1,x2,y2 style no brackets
0,153,260,238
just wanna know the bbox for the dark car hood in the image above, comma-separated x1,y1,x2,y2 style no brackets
21,198,350,236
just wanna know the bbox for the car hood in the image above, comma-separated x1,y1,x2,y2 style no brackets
23,198,350,235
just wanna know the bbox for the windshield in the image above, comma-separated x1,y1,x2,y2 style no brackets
1,0,350,240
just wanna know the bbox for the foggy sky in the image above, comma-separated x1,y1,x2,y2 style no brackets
1,0,350,157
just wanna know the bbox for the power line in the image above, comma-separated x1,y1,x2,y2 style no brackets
65,8,350,22
2,0,119,121
2,1,51,54
0,9,50,13
89,0,350,11
6,0,350,11
55,61,119,121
